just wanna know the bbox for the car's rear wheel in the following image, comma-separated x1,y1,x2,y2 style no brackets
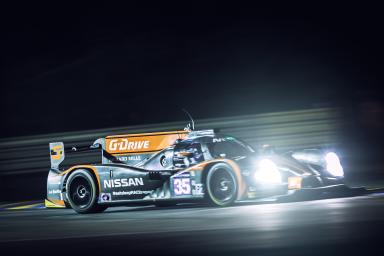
205,163,238,207
66,169,107,214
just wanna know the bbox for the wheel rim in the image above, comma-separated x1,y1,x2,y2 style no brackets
209,168,236,203
69,177,93,208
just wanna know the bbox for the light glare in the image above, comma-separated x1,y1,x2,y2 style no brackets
325,152,343,177
254,158,282,184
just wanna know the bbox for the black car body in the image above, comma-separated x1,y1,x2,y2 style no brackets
46,129,344,213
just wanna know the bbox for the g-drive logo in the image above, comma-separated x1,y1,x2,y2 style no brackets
108,139,150,152
103,178,144,188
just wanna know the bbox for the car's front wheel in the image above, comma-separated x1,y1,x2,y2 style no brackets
66,169,107,214
205,163,238,207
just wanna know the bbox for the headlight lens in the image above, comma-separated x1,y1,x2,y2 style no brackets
254,158,282,184
325,152,343,177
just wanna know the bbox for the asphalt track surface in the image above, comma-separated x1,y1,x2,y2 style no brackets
1,193,384,256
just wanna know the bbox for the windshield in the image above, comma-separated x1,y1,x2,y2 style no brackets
208,137,254,158
173,142,205,168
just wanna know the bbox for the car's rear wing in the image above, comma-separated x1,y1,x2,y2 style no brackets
49,141,101,170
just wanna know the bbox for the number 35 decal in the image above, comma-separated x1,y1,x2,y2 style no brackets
173,178,191,195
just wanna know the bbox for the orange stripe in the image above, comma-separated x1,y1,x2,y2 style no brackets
59,165,101,192
105,133,188,154
49,198,65,206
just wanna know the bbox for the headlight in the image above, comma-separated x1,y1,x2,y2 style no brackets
254,158,282,184
325,152,343,177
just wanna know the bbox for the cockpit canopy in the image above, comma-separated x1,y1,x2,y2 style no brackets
171,135,255,168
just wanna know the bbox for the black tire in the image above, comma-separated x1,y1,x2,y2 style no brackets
66,169,107,214
64,201,71,209
205,163,238,207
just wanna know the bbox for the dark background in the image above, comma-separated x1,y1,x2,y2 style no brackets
1,3,383,138
1,5,384,255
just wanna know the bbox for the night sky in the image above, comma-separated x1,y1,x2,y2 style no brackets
2,4,383,138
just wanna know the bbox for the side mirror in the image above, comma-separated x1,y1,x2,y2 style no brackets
91,138,104,149
90,143,101,149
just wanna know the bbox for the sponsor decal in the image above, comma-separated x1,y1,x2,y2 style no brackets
288,177,302,190
48,189,61,194
116,155,142,162
100,193,111,202
48,181,61,185
50,145,63,160
173,177,191,195
192,183,204,195
105,133,188,154
248,186,257,192
160,155,167,167
213,137,226,143
47,176,62,185
112,190,153,196
103,178,144,188
108,139,150,152
213,137,235,143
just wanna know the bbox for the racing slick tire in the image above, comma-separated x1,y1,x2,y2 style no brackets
64,201,71,209
66,169,107,214
205,163,238,207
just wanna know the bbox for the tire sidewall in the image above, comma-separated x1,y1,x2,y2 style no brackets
205,163,238,207
66,169,98,213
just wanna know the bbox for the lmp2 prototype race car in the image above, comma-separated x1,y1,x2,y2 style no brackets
46,129,344,213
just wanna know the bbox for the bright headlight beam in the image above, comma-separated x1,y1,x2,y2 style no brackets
325,152,343,177
254,158,282,184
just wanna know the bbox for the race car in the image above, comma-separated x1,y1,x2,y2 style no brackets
45,129,344,213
